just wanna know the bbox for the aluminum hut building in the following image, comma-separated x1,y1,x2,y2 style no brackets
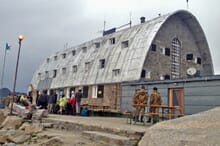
31,10,213,111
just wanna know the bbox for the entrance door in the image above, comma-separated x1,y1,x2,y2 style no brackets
168,88,184,115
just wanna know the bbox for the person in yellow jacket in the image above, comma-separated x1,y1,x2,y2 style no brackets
59,94,67,114
20,95,25,102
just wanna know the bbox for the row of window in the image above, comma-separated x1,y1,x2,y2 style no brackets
38,67,121,79
151,44,202,64
46,38,129,63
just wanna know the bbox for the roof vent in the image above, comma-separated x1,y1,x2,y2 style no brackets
140,17,145,23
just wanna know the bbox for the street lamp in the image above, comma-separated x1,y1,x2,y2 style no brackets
10,35,24,115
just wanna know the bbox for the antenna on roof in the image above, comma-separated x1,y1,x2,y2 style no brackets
129,11,132,28
103,20,106,32
186,0,189,9
64,42,68,50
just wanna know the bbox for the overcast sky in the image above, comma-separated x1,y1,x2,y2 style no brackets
0,0,219,92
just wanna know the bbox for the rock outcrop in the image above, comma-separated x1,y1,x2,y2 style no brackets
139,107,220,146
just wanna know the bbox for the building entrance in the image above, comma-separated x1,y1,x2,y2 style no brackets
168,88,184,115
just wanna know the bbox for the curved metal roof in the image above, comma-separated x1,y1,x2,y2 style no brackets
31,10,213,89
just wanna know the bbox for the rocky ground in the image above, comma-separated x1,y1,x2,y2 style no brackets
0,105,148,146
1,105,220,146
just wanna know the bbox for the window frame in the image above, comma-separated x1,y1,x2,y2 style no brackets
62,53,66,59
113,69,120,76
82,47,87,53
186,54,193,61
72,50,76,56
99,59,105,69
109,37,116,44
151,44,157,51
121,40,129,48
72,65,77,73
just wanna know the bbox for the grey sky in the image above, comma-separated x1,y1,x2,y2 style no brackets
0,0,219,92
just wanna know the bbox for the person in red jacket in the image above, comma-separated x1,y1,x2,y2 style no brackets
67,91,76,115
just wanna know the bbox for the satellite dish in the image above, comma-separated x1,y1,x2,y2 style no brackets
187,67,197,76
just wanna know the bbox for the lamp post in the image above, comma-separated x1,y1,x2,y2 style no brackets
10,35,24,115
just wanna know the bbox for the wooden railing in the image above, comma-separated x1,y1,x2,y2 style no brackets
126,104,184,125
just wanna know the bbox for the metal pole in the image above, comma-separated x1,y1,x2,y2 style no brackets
1,48,7,88
10,40,22,115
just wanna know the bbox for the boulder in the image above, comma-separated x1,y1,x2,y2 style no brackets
39,136,63,146
139,107,220,146
0,135,10,144
0,112,6,124
3,142,16,146
32,109,48,120
24,124,44,134
1,116,22,130
42,123,53,128
19,122,31,130
9,130,31,144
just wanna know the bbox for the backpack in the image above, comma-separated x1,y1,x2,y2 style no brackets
80,108,89,116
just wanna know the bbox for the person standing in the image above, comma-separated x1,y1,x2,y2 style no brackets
48,91,57,113
59,94,67,115
132,85,148,122
75,89,83,115
147,87,162,123
37,90,49,109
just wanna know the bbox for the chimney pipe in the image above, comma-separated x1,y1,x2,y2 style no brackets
140,17,145,23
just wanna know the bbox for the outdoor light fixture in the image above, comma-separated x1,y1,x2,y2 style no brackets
10,34,24,115
18,35,24,42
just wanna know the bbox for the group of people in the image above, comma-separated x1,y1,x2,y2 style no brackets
14,89,84,116
54,89,83,115
37,89,83,115
132,86,162,123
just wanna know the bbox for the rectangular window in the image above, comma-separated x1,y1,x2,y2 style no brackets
72,50,76,56
109,38,116,44
99,59,105,69
121,40,129,48
82,47,87,53
186,54,193,60
53,70,57,78
97,85,104,98
85,62,91,71
72,65,77,73
46,58,50,63
54,56,58,61
45,71,49,78
83,86,89,98
38,73,41,79
141,70,146,78
196,57,201,64
164,74,170,80
62,53,66,59
113,69,120,76
62,67,66,74
92,86,97,98
165,48,170,56
151,44,156,51
95,42,100,48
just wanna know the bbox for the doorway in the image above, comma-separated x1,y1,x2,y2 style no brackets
168,88,184,115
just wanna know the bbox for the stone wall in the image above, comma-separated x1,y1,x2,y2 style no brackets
81,83,121,110
144,15,204,80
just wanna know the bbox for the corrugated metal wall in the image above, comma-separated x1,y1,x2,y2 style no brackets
121,76,220,115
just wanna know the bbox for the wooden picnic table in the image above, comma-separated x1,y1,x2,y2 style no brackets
132,104,184,120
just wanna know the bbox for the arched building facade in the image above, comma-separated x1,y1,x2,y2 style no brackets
31,10,214,111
